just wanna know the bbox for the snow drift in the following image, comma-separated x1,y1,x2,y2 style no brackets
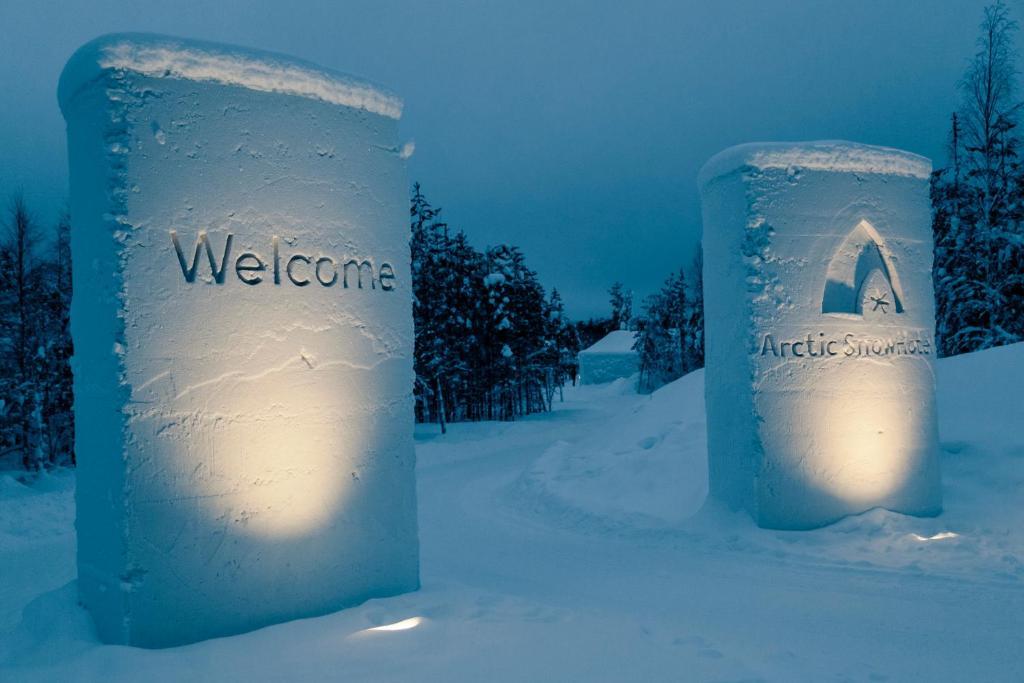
0,343,1022,680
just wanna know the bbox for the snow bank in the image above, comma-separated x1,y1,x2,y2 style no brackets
516,369,707,531
1,344,1022,681
516,343,1024,582
0,472,74,634
59,34,417,647
937,342,1024,457
58,33,401,119
699,140,941,529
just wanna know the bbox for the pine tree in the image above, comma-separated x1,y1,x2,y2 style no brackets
40,209,74,465
410,182,455,430
664,268,689,378
637,269,683,392
608,282,633,330
4,195,42,470
545,288,581,392
480,245,513,419
0,241,16,464
635,259,705,393
0,196,75,469
448,231,487,421
636,288,670,393
409,184,568,426
685,250,705,370
932,1,1023,355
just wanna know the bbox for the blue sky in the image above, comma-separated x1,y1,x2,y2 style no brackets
0,0,1006,317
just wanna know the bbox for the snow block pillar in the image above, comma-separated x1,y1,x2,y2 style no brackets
58,34,419,647
698,141,942,530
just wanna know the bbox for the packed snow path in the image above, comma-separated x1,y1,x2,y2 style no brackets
2,345,1024,681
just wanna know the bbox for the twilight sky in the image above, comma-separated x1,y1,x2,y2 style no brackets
0,0,1009,317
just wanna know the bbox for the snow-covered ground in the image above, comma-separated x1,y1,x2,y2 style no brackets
1,344,1022,681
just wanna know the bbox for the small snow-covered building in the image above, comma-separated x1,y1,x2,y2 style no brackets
578,330,639,384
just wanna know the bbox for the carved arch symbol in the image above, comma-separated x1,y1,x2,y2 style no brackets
821,219,905,315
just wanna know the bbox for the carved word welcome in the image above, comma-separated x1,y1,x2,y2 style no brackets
170,231,396,290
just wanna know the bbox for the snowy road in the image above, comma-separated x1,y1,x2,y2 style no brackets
2,347,1023,681
413,387,1023,682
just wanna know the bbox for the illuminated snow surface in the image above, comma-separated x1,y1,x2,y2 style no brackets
700,140,942,529
2,343,1023,680
59,33,417,646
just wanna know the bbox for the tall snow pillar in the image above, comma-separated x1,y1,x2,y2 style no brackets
58,34,418,647
698,141,942,530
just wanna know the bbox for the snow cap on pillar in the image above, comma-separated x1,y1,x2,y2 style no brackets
698,140,942,530
59,33,418,647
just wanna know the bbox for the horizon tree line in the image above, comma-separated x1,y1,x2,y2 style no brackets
411,182,581,430
3,3,1020,466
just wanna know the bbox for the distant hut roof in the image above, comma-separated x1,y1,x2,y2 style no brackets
580,330,638,355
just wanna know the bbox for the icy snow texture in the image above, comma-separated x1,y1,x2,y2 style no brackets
59,34,417,647
578,331,639,385
58,33,402,120
699,140,941,529
519,370,707,529
697,140,931,189
2,344,1022,681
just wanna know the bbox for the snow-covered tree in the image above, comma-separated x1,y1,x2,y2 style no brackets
410,182,451,429
410,184,571,427
3,195,42,469
932,0,1024,355
684,250,705,371
608,281,633,331
0,195,74,470
635,255,705,393
35,208,74,466
545,288,581,390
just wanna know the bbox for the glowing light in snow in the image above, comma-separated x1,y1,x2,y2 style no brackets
155,350,382,540
911,531,959,542
805,365,929,506
366,617,423,632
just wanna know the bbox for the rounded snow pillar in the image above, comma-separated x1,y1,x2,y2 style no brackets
698,141,942,530
59,34,418,647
